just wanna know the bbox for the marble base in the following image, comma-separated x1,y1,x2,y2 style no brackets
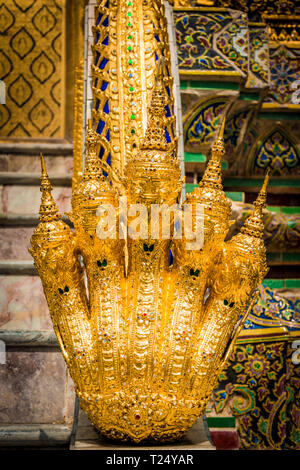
0,424,71,447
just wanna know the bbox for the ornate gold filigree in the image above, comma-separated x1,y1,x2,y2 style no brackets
30,1,269,443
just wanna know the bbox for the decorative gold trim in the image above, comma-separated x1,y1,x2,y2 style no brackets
72,61,85,191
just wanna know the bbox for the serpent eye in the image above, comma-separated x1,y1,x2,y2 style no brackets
97,259,108,267
190,269,199,277
144,243,154,252
229,302,235,308
224,299,228,306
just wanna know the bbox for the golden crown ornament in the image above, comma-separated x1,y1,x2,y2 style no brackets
30,0,269,443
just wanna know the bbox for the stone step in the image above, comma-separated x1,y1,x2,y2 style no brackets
0,172,72,186
0,154,73,175
0,260,36,275
0,329,57,347
0,227,34,260
0,141,73,156
0,330,75,447
0,184,72,216
0,273,50,330
0,424,72,448
0,213,72,226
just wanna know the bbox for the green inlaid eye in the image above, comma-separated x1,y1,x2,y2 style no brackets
224,299,228,306
190,269,199,277
97,260,108,267
58,288,64,294
64,286,69,292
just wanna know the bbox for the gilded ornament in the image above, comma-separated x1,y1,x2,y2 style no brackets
30,0,269,443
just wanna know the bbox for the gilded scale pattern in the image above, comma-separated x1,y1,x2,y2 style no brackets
30,1,269,443
91,0,177,176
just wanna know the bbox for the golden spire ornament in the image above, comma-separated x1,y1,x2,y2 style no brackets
241,168,270,239
29,2,269,443
39,153,59,222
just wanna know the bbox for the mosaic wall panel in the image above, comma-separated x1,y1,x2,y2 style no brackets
266,45,300,106
248,127,300,176
183,98,227,146
0,0,66,138
174,9,248,76
245,25,270,88
212,286,300,450
224,108,250,157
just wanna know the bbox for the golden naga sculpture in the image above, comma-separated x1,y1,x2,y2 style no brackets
29,0,269,443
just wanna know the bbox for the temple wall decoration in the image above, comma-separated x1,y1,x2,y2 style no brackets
0,0,86,140
0,0,299,449
208,285,300,450
0,0,67,138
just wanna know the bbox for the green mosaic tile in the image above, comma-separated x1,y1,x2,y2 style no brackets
239,92,260,101
285,279,300,289
262,279,284,289
206,417,236,428
281,207,300,215
267,253,282,262
185,183,197,193
283,253,300,262
266,206,300,215
180,80,188,90
266,206,281,213
184,152,206,163
186,81,240,91
259,112,300,121
225,192,244,202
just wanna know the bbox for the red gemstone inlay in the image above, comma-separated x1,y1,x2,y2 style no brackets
135,414,141,420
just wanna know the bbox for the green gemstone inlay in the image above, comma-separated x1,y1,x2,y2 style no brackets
130,114,135,120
